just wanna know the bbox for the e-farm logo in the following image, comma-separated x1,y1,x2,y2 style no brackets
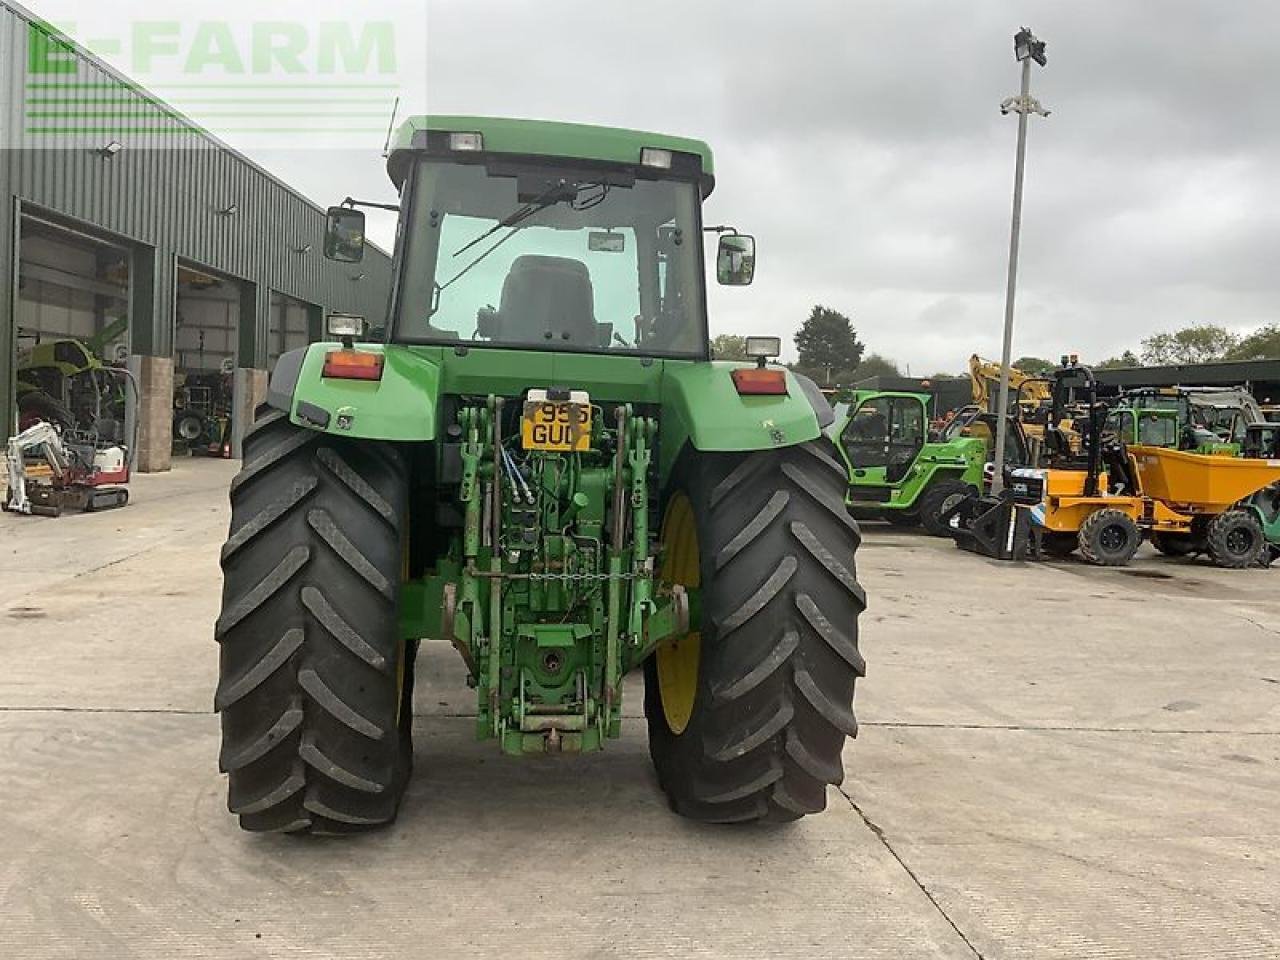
20,10,420,149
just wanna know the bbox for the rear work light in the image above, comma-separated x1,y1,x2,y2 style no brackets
731,367,787,396
745,336,782,360
322,350,384,381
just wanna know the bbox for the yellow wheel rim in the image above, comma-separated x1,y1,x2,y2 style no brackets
656,492,701,734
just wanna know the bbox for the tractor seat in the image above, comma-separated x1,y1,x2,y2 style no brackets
497,255,597,346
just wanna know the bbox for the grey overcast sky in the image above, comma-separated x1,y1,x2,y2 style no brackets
254,1,1279,372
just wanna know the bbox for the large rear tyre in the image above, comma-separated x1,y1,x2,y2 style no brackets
1077,508,1141,567
1205,509,1264,568
645,441,867,823
216,407,414,834
918,478,974,537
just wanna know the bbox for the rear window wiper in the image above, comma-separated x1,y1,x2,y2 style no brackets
437,181,608,301
451,180,576,259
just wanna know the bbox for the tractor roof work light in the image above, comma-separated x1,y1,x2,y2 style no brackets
449,132,484,151
640,147,673,169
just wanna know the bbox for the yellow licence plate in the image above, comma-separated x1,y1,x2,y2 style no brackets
521,400,591,452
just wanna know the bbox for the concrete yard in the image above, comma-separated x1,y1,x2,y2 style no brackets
2,459,1278,959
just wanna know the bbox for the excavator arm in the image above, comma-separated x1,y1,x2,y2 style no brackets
969,354,1051,414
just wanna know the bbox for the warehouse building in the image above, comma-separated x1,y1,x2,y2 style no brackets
0,3,394,470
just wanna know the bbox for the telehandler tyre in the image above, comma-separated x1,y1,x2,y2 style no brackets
216,407,415,833
1205,509,1265,568
882,508,920,528
645,441,866,823
1077,508,1141,566
918,478,974,538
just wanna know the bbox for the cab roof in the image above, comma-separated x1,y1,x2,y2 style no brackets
386,115,715,195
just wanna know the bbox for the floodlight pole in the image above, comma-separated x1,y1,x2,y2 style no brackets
991,29,1048,496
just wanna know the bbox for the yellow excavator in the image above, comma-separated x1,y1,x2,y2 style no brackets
967,354,1059,451
968,354,1052,416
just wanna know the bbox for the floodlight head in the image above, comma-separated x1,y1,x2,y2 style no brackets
1014,27,1047,66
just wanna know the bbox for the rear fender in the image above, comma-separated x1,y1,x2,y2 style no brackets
658,362,827,482
266,343,439,441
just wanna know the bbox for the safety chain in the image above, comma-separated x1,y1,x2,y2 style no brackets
527,571,640,582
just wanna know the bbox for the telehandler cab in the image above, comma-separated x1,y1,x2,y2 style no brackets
832,391,1027,535
214,117,866,833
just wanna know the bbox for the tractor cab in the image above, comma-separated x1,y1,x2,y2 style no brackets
326,119,753,361
1108,387,1233,454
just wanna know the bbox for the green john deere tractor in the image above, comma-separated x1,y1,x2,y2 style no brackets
830,390,1027,535
215,116,866,833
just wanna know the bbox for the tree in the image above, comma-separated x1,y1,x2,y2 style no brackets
1012,356,1055,376
793,305,864,386
1095,350,1139,370
853,354,901,381
1227,324,1280,361
1139,325,1238,365
710,334,748,361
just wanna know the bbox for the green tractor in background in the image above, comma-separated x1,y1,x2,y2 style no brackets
214,117,866,833
829,390,1027,535
1105,387,1256,456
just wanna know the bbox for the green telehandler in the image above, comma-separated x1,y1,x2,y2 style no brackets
214,116,866,832
830,391,1027,535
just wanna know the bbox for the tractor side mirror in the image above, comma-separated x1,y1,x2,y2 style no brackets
716,234,755,286
324,206,366,263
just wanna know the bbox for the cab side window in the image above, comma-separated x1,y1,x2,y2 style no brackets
843,398,892,469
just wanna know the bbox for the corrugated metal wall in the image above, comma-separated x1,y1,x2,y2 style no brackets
1,1,395,437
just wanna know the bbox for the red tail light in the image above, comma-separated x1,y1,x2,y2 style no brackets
323,350,384,381
731,367,787,395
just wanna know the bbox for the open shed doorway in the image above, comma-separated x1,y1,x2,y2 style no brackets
14,215,132,444
268,291,319,372
173,263,242,458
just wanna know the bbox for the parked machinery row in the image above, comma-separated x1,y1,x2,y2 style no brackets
946,362,1280,568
